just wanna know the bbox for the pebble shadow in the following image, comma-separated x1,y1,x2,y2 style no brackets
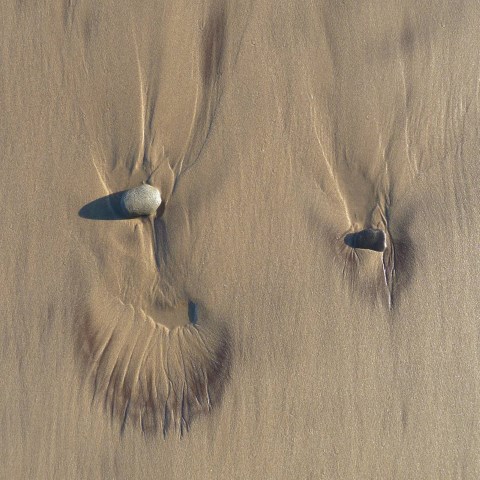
78,191,127,220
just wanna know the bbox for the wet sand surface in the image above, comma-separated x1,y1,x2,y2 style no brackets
1,1,480,478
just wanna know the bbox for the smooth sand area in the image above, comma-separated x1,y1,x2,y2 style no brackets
1,1,480,478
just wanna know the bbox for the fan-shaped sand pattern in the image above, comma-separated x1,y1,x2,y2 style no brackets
79,294,231,436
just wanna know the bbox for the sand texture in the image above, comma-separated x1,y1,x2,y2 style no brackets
1,1,480,479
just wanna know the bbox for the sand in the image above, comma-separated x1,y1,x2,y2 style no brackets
1,1,480,478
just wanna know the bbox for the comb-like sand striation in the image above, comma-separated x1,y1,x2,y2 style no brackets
79,292,231,436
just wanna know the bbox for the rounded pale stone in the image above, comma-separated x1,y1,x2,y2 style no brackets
344,228,386,252
121,183,162,217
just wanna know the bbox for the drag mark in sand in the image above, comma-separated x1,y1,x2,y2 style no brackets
399,58,419,179
77,5,233,435
174,4,227,185
379,207,395,310
311,103,352,224
78,184,231,436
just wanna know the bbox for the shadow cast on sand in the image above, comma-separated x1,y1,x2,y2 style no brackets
78,191,127,220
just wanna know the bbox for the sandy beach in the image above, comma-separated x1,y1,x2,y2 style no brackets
1,1,480,478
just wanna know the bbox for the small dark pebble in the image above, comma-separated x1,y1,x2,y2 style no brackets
344,228,386,252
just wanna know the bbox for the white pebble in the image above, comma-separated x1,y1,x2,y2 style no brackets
121,183,162,217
